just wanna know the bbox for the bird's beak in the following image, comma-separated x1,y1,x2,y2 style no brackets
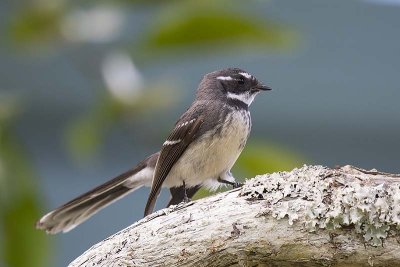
253,83,272,91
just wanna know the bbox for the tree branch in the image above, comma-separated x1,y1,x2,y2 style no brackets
69,165,400,267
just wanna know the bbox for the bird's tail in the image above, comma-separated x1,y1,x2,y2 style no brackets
36,153,158,234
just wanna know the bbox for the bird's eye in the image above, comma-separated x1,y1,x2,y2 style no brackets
238,78,245,85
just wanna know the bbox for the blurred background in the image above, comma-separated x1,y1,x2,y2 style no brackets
1,0,399,266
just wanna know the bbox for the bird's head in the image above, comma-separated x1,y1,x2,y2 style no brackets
197,68,271,106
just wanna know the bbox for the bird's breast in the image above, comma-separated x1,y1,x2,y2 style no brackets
165,110,251,188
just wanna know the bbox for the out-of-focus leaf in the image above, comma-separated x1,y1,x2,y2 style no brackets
234,141,306,176
3,193,49,267
88,0,175,5
0,103,51,267
8,6,62,46
65,95,122,160
66,115,106,160
66,86,176,160
193,140,306,200
140,4,296,57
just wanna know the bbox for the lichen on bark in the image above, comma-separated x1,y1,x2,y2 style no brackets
241,165,400,246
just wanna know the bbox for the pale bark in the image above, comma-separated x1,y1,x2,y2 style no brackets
69,165,400,267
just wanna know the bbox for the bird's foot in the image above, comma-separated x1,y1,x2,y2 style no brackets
233,182,244,189
218,177,243,189
182,196,191,203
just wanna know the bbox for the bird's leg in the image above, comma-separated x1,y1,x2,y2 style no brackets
218,171,244,189
182,181,191,203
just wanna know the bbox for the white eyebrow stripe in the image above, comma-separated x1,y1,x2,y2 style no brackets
163,139,181,146
217,76,233,81
239,72,252,79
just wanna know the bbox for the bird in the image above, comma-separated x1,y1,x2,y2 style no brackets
36,67,271,234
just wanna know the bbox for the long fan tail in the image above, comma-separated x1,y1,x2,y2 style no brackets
36,153,158,234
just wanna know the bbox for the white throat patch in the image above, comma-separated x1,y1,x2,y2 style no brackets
227,91,256,106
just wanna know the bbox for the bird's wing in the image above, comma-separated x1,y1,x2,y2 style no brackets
144,116,204,216
37,152,158,234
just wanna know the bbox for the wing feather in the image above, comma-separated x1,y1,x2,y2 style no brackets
144,116,203,216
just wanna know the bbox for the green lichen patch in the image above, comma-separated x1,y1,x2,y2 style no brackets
240,165,400,246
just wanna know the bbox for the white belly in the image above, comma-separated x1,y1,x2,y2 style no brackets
164,110,250,189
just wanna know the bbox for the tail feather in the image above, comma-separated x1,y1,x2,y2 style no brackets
36,153,158,234
48,185,133,234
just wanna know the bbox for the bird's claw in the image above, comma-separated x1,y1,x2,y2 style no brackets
233,182,244,189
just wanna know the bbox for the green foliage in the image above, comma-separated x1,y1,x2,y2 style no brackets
66,87,177,159
0,103,51,267
234,140,306,176
3,193,49,267
66,95,122,160
8,5,62,46
193,140,306,200
140,3,295,57
7,1,296,54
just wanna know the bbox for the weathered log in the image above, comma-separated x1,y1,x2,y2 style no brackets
69,165,400,267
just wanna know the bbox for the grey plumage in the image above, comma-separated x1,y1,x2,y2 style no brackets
144,68,270,216
36,67,270,234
